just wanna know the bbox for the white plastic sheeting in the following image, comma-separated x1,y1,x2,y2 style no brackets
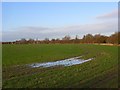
29,56,94,68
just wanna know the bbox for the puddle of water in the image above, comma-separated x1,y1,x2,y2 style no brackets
29,56,94,68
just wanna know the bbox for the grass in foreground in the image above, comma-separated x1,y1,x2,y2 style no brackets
2,44,118,88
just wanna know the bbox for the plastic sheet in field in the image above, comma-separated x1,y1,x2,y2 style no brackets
29,56,94,68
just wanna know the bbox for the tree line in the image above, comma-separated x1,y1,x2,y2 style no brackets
2,32,120,44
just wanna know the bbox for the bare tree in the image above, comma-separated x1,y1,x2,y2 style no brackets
44,38,49,44
107,32,119,44
20,38,27,44
83,34,94,43
28,38,34,44
62,35,71,41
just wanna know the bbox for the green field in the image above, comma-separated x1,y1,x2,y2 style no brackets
2,44,118,88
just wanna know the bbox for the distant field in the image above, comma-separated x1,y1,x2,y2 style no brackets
2,44,118,88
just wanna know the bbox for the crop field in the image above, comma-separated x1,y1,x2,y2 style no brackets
2,44,118,88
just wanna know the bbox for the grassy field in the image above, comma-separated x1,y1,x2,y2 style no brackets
2,44,118,88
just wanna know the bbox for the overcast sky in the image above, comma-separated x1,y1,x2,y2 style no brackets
2,2,118,41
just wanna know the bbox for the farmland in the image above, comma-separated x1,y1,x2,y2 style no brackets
2,44,118,88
